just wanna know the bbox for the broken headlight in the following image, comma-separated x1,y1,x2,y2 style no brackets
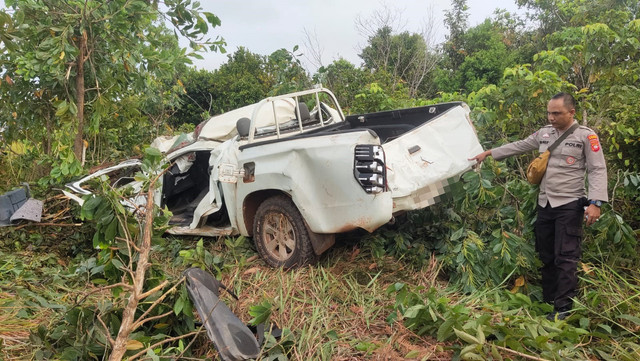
354,145,386,194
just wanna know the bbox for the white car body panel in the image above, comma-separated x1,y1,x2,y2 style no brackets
383,104,483,212
233,131,392,235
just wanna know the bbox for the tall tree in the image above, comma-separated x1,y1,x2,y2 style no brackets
171,46,312,128
435,19,528,94
517,0,639,38
315,58,367,113
0,0,223,167
265,46,312,95
356,6,440,98
172,47,271,127
443,0,469,71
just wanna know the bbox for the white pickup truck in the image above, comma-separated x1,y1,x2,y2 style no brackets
65,87,483,267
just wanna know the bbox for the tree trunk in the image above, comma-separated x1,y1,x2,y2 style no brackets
45,108,52,155
109,184,156,361
74,30,86,161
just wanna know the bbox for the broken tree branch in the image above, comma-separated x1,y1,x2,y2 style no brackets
127,330,205,361
13,222,83,231
97,312,116,348
108,183,156,361
132,310,174,331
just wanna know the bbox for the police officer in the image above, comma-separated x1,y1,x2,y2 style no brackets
469,92,608,320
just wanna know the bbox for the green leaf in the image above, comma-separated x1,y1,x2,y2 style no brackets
453,328,481,344
174,297,184,316
55,101,69,116
491,344,503,361
437,318,455,341
248,300,272,326
145,147,162,157
203,12,221,26
460,344,478,356
476,325,485,344
404,305,424,319
83,195,102,211
461,351,485,360
68,101,78,116
111,258,124,270
405,350,421,358
619,314,640,326
182,296,193,317
104,218,118,241
451,228,465,241
146,349,160,361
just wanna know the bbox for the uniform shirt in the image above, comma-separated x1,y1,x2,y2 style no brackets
491,121,608,208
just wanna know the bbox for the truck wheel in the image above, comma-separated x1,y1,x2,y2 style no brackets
253,195,317,268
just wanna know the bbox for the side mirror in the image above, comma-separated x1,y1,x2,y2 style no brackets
236,117,251,138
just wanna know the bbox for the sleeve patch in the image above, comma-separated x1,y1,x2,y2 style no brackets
587,134,598,140
590,138,601,152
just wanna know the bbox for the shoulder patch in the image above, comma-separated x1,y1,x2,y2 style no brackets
588,134,601,152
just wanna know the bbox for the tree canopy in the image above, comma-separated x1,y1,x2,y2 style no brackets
0,0,223,183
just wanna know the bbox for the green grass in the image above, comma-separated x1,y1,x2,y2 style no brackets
1,230,639,360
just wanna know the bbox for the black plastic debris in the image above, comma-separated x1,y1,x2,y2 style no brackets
183,267,260,361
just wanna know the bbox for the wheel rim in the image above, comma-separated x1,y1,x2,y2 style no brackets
262,212,296,262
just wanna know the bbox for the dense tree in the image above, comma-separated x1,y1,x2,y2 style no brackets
170,46,312,127
536,20,640,169
518,0,638,33
436,19,528,93
211,47,272,114
0,0,222,183
315,58,367,112
359,26,439,98
264,47,312,95
443,0,469,72
171,68,217,128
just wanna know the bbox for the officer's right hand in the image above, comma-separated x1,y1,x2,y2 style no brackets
469,150,492,164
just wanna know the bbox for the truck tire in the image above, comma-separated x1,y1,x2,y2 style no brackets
253,195,317,268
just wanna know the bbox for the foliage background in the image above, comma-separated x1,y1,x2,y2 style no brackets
1,0,639,359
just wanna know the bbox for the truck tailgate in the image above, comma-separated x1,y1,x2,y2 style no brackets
383,104,483,212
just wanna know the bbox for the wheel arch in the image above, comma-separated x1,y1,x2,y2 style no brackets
242,190,335,257
242,189,290,237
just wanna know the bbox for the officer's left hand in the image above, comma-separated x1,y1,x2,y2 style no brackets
584,204,601,227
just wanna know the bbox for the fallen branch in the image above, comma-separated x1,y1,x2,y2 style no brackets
133,278,183,329
127,330,205,361
132,310,174,331
493,345,551,361
0,335,28,345
74,282,134,306
13,222,83,230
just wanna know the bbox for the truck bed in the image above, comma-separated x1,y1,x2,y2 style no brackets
240,102,464,150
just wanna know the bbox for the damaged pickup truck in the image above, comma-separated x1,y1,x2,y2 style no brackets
64,87,484,267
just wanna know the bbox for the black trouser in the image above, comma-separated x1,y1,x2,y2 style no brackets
535,199,584,311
